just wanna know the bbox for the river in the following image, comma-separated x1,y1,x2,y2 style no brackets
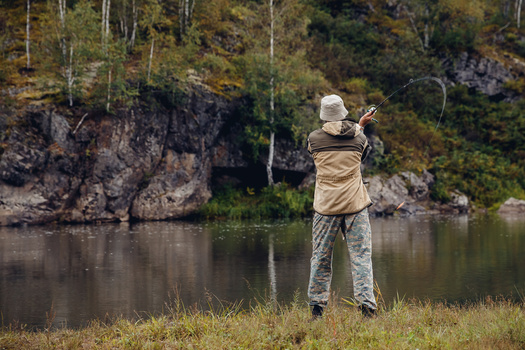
1,214,524,329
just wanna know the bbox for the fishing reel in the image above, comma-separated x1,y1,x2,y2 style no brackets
366,105,379,123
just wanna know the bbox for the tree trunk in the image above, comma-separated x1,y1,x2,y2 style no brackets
26,0,30,69
517,0,523,28
179,0,194,36
58,0,67,63
147,38,154,82
102,0,107,46
102,0,111,50
504,0,511,17
179,0,184,35
67,44,74,106
123,5,128,40
266,0,275,187
106,0,111,39
405,6,425,52
423,6,429,49
130,0,137,49
184,0,189,32
106,68,112,112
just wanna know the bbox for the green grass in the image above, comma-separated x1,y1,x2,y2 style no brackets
1,295,524,349
198,183,314,220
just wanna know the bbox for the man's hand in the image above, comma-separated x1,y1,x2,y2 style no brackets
359,109,376,128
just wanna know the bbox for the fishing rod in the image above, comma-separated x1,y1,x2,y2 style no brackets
366,76,447,154
364,77,447,213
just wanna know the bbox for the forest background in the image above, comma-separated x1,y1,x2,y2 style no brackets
1,0,525,212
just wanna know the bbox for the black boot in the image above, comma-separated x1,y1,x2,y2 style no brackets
359,304,376,318
309,305,324,322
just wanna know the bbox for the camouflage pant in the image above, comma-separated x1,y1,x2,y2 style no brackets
308,208,377,309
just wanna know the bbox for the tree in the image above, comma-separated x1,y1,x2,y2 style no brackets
516,0,523,28
179,0,196,37
102,0,111,52
26,0,31,69
267,0,275,187
139,0,172,84
41,0,100,106
237,0,324,185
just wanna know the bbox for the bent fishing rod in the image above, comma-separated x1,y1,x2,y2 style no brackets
366,76,447,154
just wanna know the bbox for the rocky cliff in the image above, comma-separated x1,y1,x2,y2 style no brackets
0,86,236,225
0,84,323,226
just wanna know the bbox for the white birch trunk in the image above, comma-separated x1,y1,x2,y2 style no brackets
184,0,189,32
67,44,74,106
58,0,65,26
517,0,523,28
102,0,107,46
266,0,275,186
107,68,112,112
102,0,111,51
59,0,67,63
106,0,111,39
26,0,31,69
147,38,154,82
121,2,128,41
179,0,194,35
130,0,137,49
190,0,195,24
405,6,425,52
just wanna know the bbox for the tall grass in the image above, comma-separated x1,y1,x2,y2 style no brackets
1,293,524,349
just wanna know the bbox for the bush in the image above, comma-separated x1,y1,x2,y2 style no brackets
198,183,313,220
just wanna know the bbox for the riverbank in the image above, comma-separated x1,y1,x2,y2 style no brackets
1,296,523,349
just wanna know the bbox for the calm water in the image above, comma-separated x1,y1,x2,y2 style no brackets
1,214,524,329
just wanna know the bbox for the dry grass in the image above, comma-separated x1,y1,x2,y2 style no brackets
1,295,524,349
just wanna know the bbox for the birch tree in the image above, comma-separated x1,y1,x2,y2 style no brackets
140,0,171,84
403,0,436,52
26,0,31,70
101,0,111,51
516,0,523,28
179,0,196,36
42,0,100,106
240,0,322,185
266,0,275,186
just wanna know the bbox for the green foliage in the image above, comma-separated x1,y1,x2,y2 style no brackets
198,183,313,220
89,39,139,111
432,25,479,53
38,0,101,105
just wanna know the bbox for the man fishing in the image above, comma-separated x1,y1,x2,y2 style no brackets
307,94,377,320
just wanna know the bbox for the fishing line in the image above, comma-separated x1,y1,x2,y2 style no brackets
367,76,447,155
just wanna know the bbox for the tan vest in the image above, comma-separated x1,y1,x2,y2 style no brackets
308,120,372,215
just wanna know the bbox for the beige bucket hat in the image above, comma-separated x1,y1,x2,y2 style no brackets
320,94,348,121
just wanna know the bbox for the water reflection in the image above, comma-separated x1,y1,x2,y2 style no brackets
0,215,524,329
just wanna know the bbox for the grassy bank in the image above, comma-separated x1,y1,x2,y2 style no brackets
198,183,314,220
1,296,523,349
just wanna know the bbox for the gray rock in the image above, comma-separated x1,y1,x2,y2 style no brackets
497,197,525,214
400,171,430,200
366,175,408,215
448,190,469,210
365,171,438,216
443,52,516,101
